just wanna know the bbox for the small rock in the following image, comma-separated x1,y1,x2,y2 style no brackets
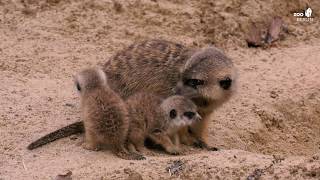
69,135,78,140
266,16,286,44
166,160,185,176
124,168,143,180
246,24,264,47
113,1,123,13
65,103,75,107
54,170,72,180
270,91,278,98
247,169,263,180
273,154,285,163
312,155,319,160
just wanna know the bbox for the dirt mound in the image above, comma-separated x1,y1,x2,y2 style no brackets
198,0,320,47
2,0,319,49
252,92,320,156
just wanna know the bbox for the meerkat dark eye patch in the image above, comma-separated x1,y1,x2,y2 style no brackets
219,77,232,90
184,79,204,89
76,82,81,92
169,109,177,119
184,111,195,119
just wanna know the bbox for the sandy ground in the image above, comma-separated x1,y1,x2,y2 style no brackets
1,0,320,179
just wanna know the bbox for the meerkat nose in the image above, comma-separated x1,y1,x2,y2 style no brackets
219,77,232,90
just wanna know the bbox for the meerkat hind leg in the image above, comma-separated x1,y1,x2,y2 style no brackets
127,142,139,154
128,129,156,156
82,133,101,151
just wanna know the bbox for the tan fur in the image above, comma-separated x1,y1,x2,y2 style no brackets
104,39,236,150
126,94,200,155
75,67,144,160
27,39,236,151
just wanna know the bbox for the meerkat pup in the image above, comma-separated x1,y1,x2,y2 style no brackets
74,67,144,160
126,93,201,155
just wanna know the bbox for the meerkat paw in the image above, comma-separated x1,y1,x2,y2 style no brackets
131,153,146,160
165,146,182,155
193,140,219,151
116,151,146,160
82,142,101,151
135,146,156,156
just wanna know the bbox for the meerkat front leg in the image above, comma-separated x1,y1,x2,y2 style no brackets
172,133,180,146
178,126,198,146
128,128,155,156
148,131,181,155
189,118,218,151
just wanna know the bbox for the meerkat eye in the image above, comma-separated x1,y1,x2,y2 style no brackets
76,82,81,92
219,77,232,90
184,111,195,119
184,79,204,89
169,109,177,119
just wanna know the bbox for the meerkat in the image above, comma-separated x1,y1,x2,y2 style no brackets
28,68,199,157
65,67,144,160
27,39,236,150
126,93,201,155
104,39,237,150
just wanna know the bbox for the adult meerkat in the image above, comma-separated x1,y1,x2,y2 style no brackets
71,67,144,160
126,93,201,155
104,39,236,149
27,39,236,150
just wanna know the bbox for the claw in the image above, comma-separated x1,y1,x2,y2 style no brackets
193,140,219,151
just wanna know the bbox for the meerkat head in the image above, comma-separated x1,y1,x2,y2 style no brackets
175,47,237,110
160,95,201,128
74,67,108,95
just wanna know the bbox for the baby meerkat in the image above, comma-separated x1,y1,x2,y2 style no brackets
126,93,201,155
74,67,144,160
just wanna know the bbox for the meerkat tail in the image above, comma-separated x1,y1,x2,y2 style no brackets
27,121,84,150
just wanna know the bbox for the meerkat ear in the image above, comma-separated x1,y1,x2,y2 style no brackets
73,74,82,92
76,81,81,92
181,47,224,73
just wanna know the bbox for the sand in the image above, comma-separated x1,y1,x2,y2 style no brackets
1,0,319,179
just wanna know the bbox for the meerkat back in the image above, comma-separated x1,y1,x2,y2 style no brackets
75,67,144,160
